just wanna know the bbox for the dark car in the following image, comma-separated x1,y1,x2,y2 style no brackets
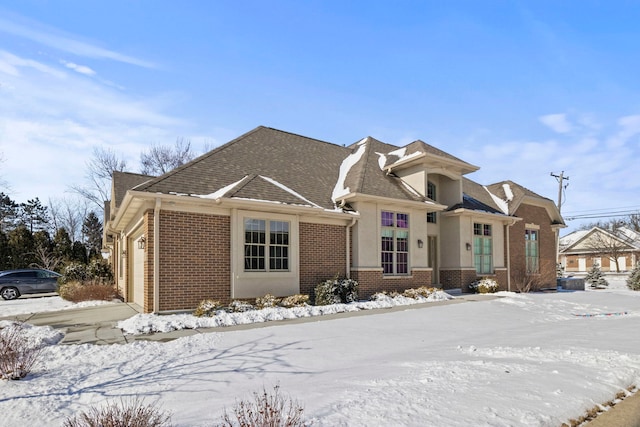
0,269,62,300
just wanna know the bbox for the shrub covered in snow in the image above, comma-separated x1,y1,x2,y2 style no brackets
228,300,255,313
585,264,608,289
627,264,640,291
279,294,310,308
402,286,440,299
59,260,113,286
217,384,306,427
314,278,358,305
256,294,281,309
469,277,499,294
194,300,224,317
63,398,172,427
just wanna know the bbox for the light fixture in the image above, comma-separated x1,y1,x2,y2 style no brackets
466,242,472,251
417,239,424,248
138,236,146,250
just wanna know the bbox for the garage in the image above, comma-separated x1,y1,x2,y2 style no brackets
130,234,146,308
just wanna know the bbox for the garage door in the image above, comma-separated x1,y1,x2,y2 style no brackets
132,237,145,307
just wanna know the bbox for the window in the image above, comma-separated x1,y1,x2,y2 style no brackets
427,181,437,223
525,229,539,273
473,223,492,274
244,219,289,271
381,211,409,275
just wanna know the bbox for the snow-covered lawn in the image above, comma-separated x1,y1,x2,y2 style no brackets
0,294,114,317
1,278,639,426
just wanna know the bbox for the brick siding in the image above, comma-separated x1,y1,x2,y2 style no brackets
299,222,347,296
149,210,231,312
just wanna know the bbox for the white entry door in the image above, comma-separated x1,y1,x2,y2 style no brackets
578,257,586,272
132,238,145,307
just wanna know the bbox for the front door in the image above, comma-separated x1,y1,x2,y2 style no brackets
428,236,438,284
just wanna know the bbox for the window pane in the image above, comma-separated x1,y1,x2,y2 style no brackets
381,211,394,227
381,252,394,274
396,213,409,228
474,223,482,236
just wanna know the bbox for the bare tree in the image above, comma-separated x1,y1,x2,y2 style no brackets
48,197,89,242
627,213,640,233
140,137,195,175
584,220,635,273
70,147,127,211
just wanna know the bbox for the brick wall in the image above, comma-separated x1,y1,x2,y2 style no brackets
439,268,478,291
509,204,557,290
351,269,432,299
299,222,347,296
153,210,231,312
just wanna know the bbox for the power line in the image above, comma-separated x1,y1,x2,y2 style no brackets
563,205,640,215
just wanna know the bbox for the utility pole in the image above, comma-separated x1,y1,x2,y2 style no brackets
550,171,569,213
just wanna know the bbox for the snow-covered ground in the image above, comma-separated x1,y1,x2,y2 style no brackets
0,294,113,316
1,277,639,426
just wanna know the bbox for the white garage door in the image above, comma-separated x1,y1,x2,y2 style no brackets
132,238,145,307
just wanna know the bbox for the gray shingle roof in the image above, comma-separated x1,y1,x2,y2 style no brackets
112,171,155,209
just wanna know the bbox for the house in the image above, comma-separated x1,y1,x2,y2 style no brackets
103,126,565,313
559,226,640,273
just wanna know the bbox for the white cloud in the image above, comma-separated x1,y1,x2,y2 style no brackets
0,13,154,68
61,60,96,76
0,50,191,203
539,113,572,133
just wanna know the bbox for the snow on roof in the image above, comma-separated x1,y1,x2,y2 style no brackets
502,183,514,202
259,175,322,209
375,152,387,170
390,151,423,166
388,147,407,158
332,142,367,202
484,186,508,214
195,176,248,199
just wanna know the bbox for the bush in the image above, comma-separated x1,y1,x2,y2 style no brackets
279,294,310,308
469,277,499,294
194,300,224,317
0,322,42,380
627,264,640,291
58,280,118,303
228,300,255,313
511,268,542,293
255,294,281,309
217,385,306,427
63,398,172,427
402,286,439,299
314,278,358,305
59,260,114,286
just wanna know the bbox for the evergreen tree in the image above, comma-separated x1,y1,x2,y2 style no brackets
20,198,49,233
585,263,609,289
0,231,9,270
82,211,103,257
52,228,73,262
7,225,35,268
71,240,88,264
0,193,19,233
627,263,640,291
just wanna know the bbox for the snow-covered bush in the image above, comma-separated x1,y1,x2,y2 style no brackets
279,294,310,308
627,263,640,291
227,300,255,313
0,322,42,380
255,294,281,309
194,300,224,317
469,277,499,294
63,398,171,427
314,278,359,305
59,260,113,286
403,286,440,299
217,384,306,427
585,264,608,289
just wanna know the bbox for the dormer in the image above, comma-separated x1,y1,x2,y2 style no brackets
381,140,479,207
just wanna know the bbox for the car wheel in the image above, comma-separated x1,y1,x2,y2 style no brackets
1,287,20,300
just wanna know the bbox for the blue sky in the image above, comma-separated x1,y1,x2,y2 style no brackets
1,1,639,233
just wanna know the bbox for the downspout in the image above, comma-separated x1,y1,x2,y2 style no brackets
506,223,512,292
346,217,357,279
153,198,161,313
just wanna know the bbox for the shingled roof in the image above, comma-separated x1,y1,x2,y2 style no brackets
134,126,429,210
111,171,155,209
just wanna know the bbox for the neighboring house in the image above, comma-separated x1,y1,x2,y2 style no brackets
103,126,565,313
559,226,640,273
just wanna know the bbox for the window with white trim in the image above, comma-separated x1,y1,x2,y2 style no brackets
244,219,289,271
381,211,409,275
525,229,539,274
473,223,492,274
